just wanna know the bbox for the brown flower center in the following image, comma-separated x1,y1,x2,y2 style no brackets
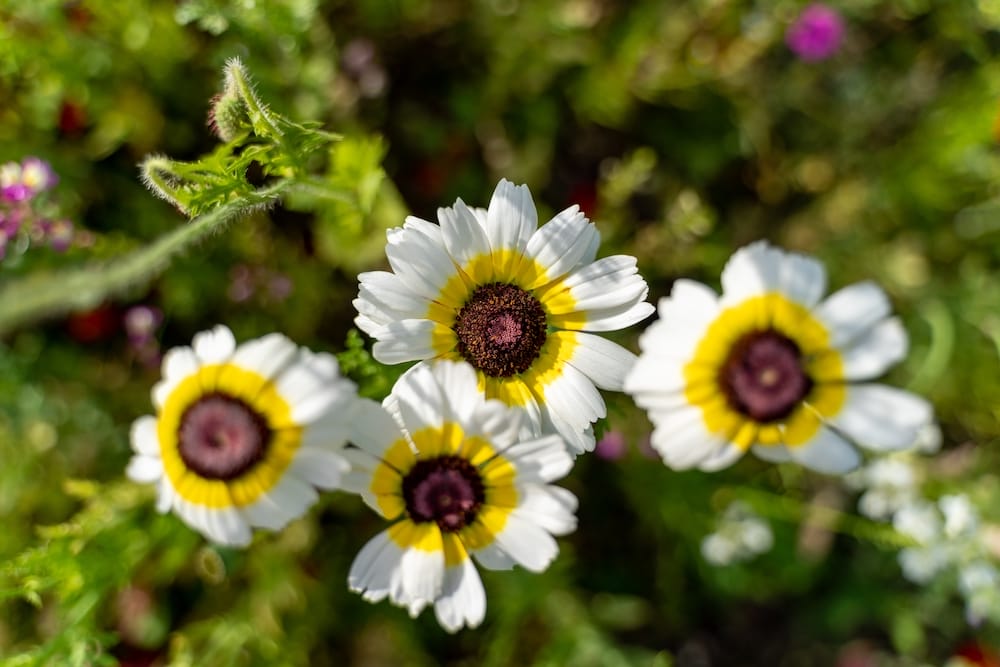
453,282,547,377
402,455,485,532
719,331,812,422
177,393,270,480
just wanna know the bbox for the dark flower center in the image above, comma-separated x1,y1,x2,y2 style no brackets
453,282,547,377
719,330,813,423
177,393,270,480
402,455,485,532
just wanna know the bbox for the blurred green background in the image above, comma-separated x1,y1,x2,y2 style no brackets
2,1,1000,665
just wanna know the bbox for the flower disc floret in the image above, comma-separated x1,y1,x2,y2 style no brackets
125,325,360,546
343,360,578,632
624,241,933,474
354,179,654,454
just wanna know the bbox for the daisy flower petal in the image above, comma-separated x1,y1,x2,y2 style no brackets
625,241,934,475
346,360,575,632
355,179,652,454
126,326,361,546
434,554,487,632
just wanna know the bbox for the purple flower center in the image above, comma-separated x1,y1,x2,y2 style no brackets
719,331,812,422
454,282,548,377
178,394,270,480
402,455,485,532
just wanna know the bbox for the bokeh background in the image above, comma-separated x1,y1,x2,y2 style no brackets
2,1,1000,665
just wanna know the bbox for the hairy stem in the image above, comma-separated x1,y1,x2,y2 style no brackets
0,182,288,338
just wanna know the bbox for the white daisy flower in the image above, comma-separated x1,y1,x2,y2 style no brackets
126,325,359,547
343,360,577,632
353,178,654,454
624,241,933,474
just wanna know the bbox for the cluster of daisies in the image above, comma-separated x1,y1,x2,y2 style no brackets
126,179,933,632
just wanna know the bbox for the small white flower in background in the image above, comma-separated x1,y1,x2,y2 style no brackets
126,325,360,547
893,500,942,545
850,457,919,521
343,360,577,632
898,545,949,584
354,178,653,454
624,241,934,474
700,501,774,566
940,494,978,539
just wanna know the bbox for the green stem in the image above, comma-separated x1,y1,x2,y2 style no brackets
226,58,283,139
0,181,288,338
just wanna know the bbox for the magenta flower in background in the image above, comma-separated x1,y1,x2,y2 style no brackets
786,4,845,62
595,430,628,461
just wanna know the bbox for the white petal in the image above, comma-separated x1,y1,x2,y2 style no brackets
396,541,445,617
541,363,606,434
349,530,405,603
786,424,860,474
428,360,482,429
241,489,295,530
175,498,252,547
720,241,784,305
288,447,350,490
565,333,637,391
514,485,578,536
472,398,524,451
836,317,908,381
471,540,517,571
259,474,319,526
130,415,160,457
125,455,162,483
275,350,353,424
559,262,649,313
371,319,439,364
647,406,727,470
348,399,405,458
191,325,236,365
542,409,595,455
575,300,656,332
229,333,299,381
153,346,200,408
389,362,447,437
491,512,559,573
829,384,933,452
524,205,599,286
355,270,430,330
205,505,253,548
384,218,456,301
438,198,492,269
778,250,827,309
751,443,792,463
642,280,721,361
814,281,892,348
623,348,688,396
156,477,175,513
497,434,572,483
434,557,486,632
696,444,744,472
486,179,537,254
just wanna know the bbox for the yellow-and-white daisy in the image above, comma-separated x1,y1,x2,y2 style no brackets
125,325,359,546
343,360,577,632
623,241,933,474
354,178,654,454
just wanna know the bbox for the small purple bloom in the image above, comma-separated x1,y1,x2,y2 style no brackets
124,305,163,345
44,219,74,252
786,4,844,62
595,430,628,461
20,157,58,193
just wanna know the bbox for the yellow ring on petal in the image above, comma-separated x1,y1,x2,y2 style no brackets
158,363,302,508
373,421,518,558
683,293,846,450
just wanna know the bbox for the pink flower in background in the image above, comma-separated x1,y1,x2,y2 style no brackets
786,4,845,62
595,430,628,461
0,157,57,203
